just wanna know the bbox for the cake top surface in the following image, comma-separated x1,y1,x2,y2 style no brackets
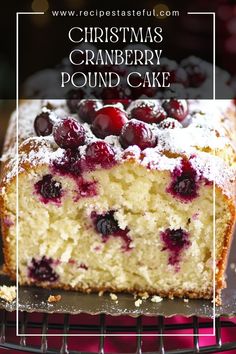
1,97,236,199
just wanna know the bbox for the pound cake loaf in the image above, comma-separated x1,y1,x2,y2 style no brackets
0,98,235,301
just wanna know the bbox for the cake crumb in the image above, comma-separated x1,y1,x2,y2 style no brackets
139,291,149,300
183,298,189,303
47,295,61,303
98,291,104,297
135,299,142,307
230,263,236,270
0,286,16,302
151,295,163,303
110,293,118,301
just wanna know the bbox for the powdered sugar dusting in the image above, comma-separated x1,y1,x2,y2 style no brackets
1,99,235,200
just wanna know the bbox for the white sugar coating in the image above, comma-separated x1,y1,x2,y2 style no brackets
1,99,235,199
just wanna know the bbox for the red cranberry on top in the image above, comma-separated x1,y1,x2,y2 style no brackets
34,112,53,136
162,99,188,122
85,141,116,169
92,106,128,139
53,117,86,149
129,101,167,124
77,99,103,124
119,119,157,150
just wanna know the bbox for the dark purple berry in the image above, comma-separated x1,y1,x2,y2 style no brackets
162,99,188,122
91,211,132,251
161,228,191,268
85,141,116,169
119,119,157,150
53,118,85,149
129,102,167,124
35,175,62,203
28,256,58,282
34,112,53,136
77,100,103,124
167,159,198,202
94,211,120,236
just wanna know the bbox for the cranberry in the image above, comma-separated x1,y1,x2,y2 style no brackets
35,175,62,203
162,99,188,122
34,112,53,136
28,256,59,282
77,100,103,124
85,141,116,169
66,89,85,113
119,120,157,150
91,211,132,251
94,211,120,235
92,106,128,138
167,159,198,202
129,102,167,124
158,118,182,129
182,62,206,88
53,148,81,175
53,118,85,149
161,228,191,268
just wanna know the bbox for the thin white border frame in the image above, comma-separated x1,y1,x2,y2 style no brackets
15,11,217,337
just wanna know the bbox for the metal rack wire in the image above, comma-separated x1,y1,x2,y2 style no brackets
0,310,236,353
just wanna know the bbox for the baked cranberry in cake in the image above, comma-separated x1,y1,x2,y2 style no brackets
66,89,85,113
77,99,103,124
94,211,120,236
92,211,132,250
85,141,116,169
34,112,53,136
167,159,199,202
161,228,191,268
92,106,128,138
129,102,167,124
28,256,59,282
120,119,157,150
35,174,62,203
162,99,188,122
53,118,86,149
158,118,183,129
53,148,81,176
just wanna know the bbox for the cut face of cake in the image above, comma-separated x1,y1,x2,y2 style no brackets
0,98,235,301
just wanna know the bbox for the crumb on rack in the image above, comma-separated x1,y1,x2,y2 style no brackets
0,285,16,302
139,291,149,300
110,293,118,301
151,295,163,303
98,290,104,297
183,298,189,303
47,294,61,303
135,299,142,307
230,263,236,271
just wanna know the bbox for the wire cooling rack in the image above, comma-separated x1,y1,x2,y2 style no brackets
0,311,236,353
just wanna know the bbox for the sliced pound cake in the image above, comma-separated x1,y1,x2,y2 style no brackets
0,98,235,301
